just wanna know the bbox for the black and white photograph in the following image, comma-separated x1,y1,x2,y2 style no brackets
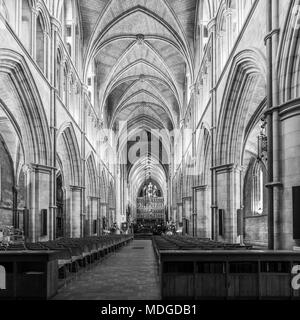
0,0,300,315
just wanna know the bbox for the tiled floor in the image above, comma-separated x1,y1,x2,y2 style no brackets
53,240,161,300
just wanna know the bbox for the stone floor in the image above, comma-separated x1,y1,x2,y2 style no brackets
53,240,161,300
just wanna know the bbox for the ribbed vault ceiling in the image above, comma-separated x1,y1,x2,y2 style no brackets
81,0,198,195
128,154,168,200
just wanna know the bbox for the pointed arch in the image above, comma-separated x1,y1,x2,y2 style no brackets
57,122,81,186
86,152,99,197
278,0,300,103
36,0,51,34
196,125,211,186
0,49,51,165
216,49,267,166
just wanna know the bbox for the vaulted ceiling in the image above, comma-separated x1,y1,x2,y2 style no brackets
129,154,168,199
79,0,198,191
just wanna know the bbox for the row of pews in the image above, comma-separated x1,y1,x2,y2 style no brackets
153,235,300,300
0,235,133,300
27,236,133,282
153,235,253,251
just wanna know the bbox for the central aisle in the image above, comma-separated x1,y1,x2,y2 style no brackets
53,240,161,300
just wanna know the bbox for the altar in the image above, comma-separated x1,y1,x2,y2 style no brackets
136,181,165,226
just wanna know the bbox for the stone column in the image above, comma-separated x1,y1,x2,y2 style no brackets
44,31,49,77
208,18,217,240
180,119,185,208
12,186,19,229
97,197,101,235
214,164,243,243
168,174,172,224
225,9,233,54
265,0,282,249
70,186,82,238
194,185,211,238
81,86,88,238
93,196,99,235
217,30,225,73
87,196,94,235
64,187,71,237
276,100,300,249
23,165,35,242
15,0,21,37
271,0,282,250
123,168,128,224
115,166,122,227
23,164,52,243
86,196,91,236
49,17,61,241
31,8,37,58
238,1,243,31
71,20,76,63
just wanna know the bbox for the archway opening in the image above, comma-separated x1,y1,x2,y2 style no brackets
242,120,268,247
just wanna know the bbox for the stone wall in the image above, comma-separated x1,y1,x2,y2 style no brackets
244,215,268,247
0,139,13,226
